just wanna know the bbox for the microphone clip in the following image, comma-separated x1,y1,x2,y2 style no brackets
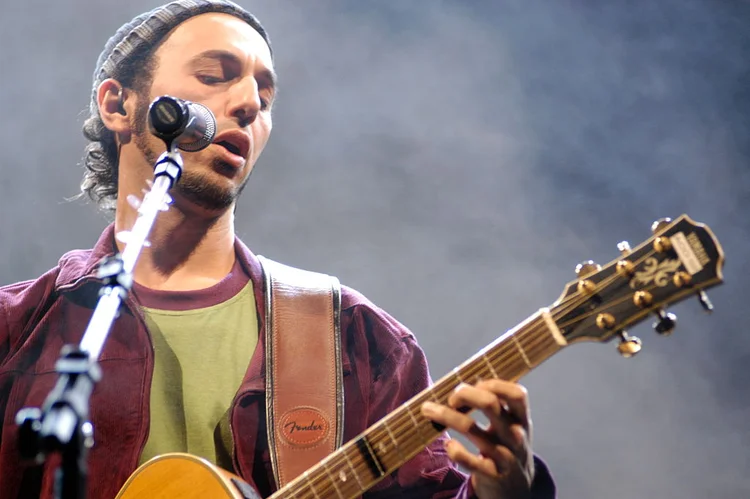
153,150,184,190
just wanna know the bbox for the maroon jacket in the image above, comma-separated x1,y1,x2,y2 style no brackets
0,224,555,498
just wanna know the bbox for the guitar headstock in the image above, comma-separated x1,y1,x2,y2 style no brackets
553,215,724,356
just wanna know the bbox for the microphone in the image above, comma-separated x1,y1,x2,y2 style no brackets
148,96,216,152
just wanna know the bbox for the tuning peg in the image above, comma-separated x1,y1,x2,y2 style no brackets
651,217,673,234
617,331,642,358
653,309,677,335
673,271,692,288
617,241,632,256
653,236,672,253
697,291,714,313
575,260,601,278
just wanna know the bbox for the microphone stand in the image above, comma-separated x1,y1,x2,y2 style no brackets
15,141,184,499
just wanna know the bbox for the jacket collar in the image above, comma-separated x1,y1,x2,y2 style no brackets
55,223,120,291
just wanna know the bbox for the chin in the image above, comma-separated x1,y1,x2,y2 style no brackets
174,171,240,212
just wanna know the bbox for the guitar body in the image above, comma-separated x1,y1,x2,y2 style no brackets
116,453,261,499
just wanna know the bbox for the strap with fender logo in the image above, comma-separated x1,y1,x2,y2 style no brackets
258,256,344,489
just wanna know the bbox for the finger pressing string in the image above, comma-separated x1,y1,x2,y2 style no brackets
444,438,501,478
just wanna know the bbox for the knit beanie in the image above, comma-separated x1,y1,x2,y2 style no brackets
89,0,272,117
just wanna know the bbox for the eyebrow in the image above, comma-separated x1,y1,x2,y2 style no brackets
188,49,278,89
257,68,278,91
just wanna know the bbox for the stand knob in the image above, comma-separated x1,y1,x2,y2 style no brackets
15,408,43,463
653,309,677,335
617,332,642,358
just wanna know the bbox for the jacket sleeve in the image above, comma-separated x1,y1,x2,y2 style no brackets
0,279,37,367
359,308,556,499
0,269,59,368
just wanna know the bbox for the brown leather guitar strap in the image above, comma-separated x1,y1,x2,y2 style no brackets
257,256,344,489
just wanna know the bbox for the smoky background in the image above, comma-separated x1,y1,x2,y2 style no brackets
1,0,748,497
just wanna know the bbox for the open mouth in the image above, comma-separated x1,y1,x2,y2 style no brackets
216,141,242,156
212,130,251,161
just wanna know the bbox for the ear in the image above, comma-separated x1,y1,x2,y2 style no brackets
97,78,132,139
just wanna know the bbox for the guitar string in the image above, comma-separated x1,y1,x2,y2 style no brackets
315,255,671,497
282,332,552,494
552,246,665,328
362,243,675,482
294,312,577,498
368,247,680,481
285,325,559,499
556,280,664,331
291,281,656,498
304,334,561,499
359,329,556,464
281,245,675,497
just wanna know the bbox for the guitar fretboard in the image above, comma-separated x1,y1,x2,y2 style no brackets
270,308,566,499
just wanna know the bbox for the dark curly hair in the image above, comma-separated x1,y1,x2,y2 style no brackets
79,37,163,212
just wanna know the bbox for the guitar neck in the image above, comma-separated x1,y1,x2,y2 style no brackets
271,308,566,499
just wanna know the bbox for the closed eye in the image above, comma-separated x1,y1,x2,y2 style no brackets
196,74,226,85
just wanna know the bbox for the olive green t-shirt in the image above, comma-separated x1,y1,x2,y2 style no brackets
135,261,258,471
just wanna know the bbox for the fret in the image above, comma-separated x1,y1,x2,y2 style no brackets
512,335,532,368
355,436,386,478
320,459,346,499
540,307,567,346
303,470,322,499
429,388,441,404
405,404,427,444
482,353,500,379
509,310,564,367
382,419,406,462
342,448,366,490
451,363,471,389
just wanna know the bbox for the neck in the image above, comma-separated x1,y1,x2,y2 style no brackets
269,309,566,499
114,196,237,292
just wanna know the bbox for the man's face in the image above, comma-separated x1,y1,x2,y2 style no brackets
130,13,275,212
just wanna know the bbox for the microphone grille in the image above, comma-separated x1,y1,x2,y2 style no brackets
178,102,217,152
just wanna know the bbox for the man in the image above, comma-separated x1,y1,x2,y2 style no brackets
0,1,556,497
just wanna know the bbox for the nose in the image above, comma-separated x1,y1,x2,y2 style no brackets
226,76,261,128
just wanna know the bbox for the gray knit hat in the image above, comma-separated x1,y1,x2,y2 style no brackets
90,0,272,116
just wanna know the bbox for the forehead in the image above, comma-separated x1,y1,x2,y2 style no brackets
155,12,272,69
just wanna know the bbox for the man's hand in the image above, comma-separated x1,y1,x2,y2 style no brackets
421,380,535,499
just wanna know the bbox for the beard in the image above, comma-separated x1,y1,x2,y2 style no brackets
173,163,251,211
131,101,251,212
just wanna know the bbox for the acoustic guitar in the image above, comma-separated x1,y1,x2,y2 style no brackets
116,214,725,499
